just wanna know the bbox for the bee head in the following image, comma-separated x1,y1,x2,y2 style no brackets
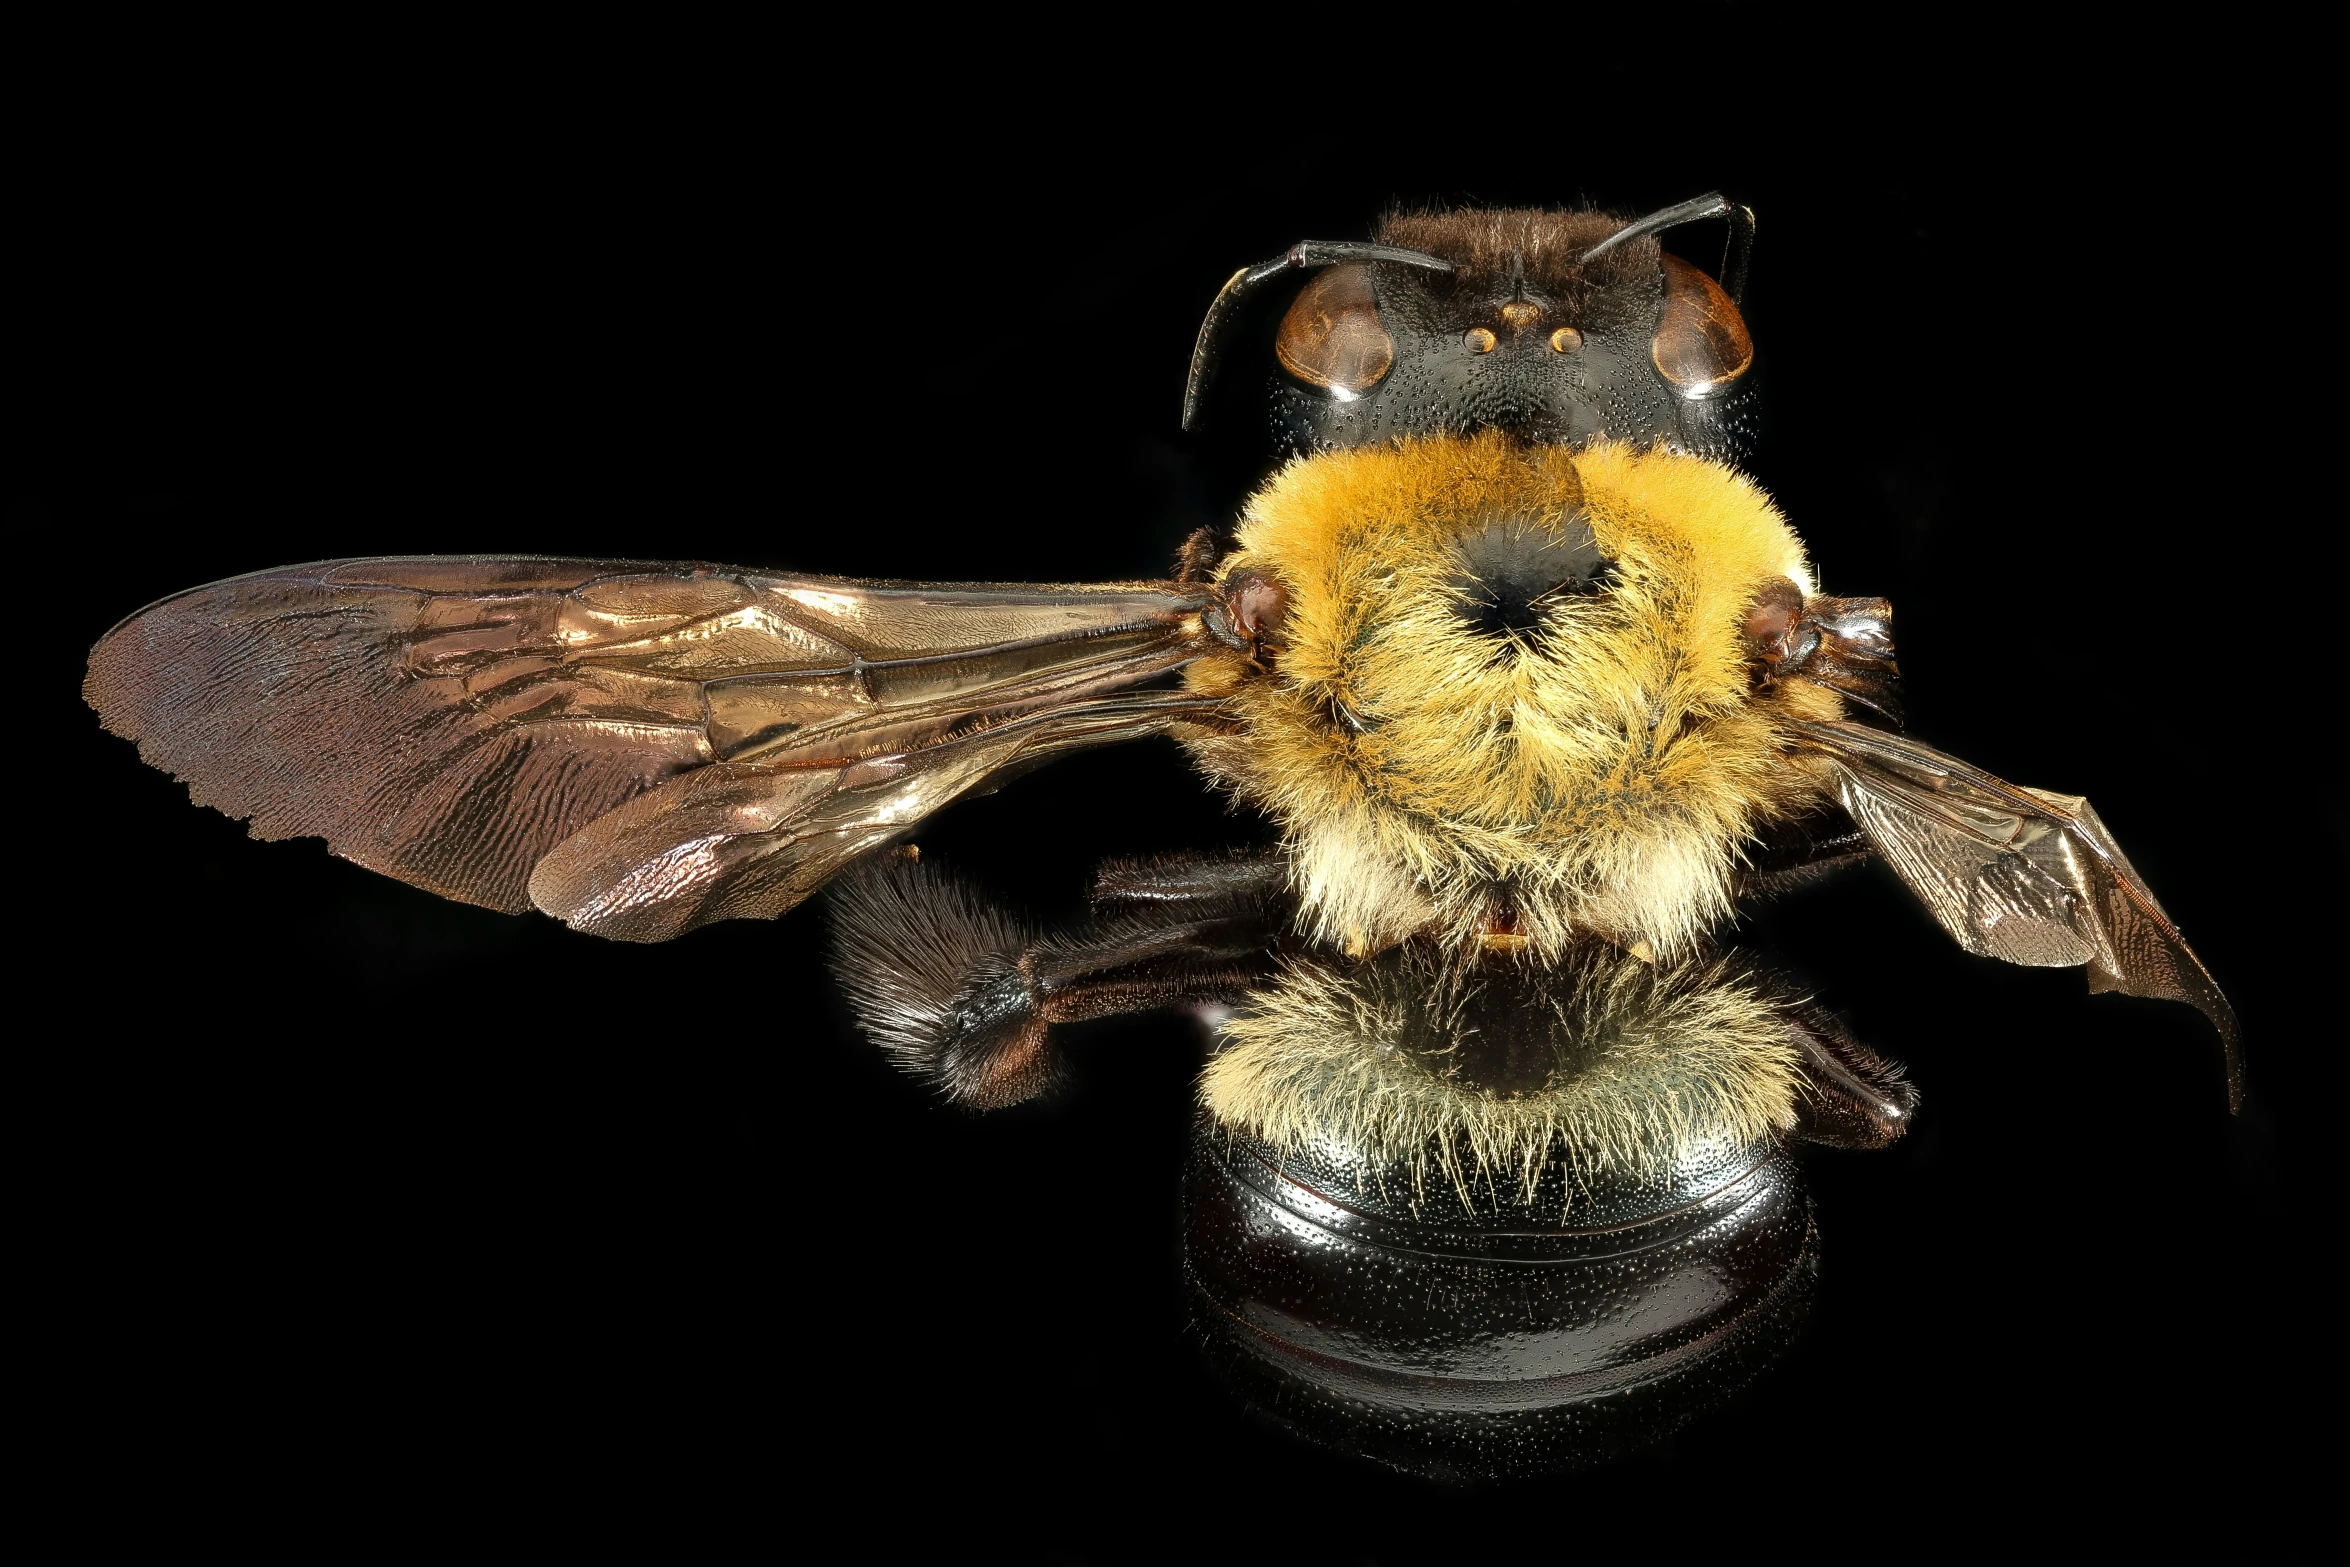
1183,434,1840,962
1185,195,1758,461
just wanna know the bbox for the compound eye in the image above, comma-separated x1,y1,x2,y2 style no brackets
1275,264,1394,397
1651,253,1754,398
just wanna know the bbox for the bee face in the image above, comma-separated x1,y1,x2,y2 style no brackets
1187,433,1840,960
1268,209,1760,460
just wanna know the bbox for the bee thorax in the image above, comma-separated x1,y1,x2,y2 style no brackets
1181,432,1841,961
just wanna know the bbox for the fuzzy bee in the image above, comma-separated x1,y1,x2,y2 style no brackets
83,193,2236,1473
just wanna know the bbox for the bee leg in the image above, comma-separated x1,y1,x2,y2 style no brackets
1172,526,1224,585
919,912,1281,1107
1027,910,1284,1028
1089,849,1293,919
1736,816,1874,903
1781,999,1918,1148
829,855,1280,1109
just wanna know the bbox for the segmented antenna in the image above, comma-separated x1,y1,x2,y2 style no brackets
1180,240,1452,430
1579,191,1757,305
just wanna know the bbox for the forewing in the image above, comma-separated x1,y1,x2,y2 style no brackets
1789,719,2242,1108
88,556,1213,921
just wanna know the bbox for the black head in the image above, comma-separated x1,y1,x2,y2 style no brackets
1185,195,1760,463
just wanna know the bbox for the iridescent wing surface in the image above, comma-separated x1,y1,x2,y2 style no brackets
86,557,1222,940
1790,719,2242,1109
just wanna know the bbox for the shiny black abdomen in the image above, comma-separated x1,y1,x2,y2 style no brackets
1183,1115,1816,1478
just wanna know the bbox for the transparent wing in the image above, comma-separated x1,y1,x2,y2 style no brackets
87,556,1221,935
1788,718,2242,1109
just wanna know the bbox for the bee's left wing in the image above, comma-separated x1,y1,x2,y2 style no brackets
523,686,1215,942
1787,719,2243,1109
87,556,1227,941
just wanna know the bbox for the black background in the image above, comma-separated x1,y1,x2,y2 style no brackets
22,18,2335,1552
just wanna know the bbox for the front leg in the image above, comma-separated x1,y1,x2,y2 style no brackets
829,853,1286,1108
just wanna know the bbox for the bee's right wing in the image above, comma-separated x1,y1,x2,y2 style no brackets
1788,719,2242,1109
87,556,1228,941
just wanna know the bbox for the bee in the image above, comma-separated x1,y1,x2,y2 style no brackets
83,193,2236,1476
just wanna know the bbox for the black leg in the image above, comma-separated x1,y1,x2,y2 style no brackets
1736,814,1875,903
1089,849,1292,918
1781,999,1918,1149
829,854,1285,1109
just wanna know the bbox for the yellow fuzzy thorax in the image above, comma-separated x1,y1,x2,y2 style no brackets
1184,433,1841,961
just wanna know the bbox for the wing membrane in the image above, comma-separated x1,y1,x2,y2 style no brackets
87,556,1221,930
1788,719,2242,1109
527,692,1215,942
